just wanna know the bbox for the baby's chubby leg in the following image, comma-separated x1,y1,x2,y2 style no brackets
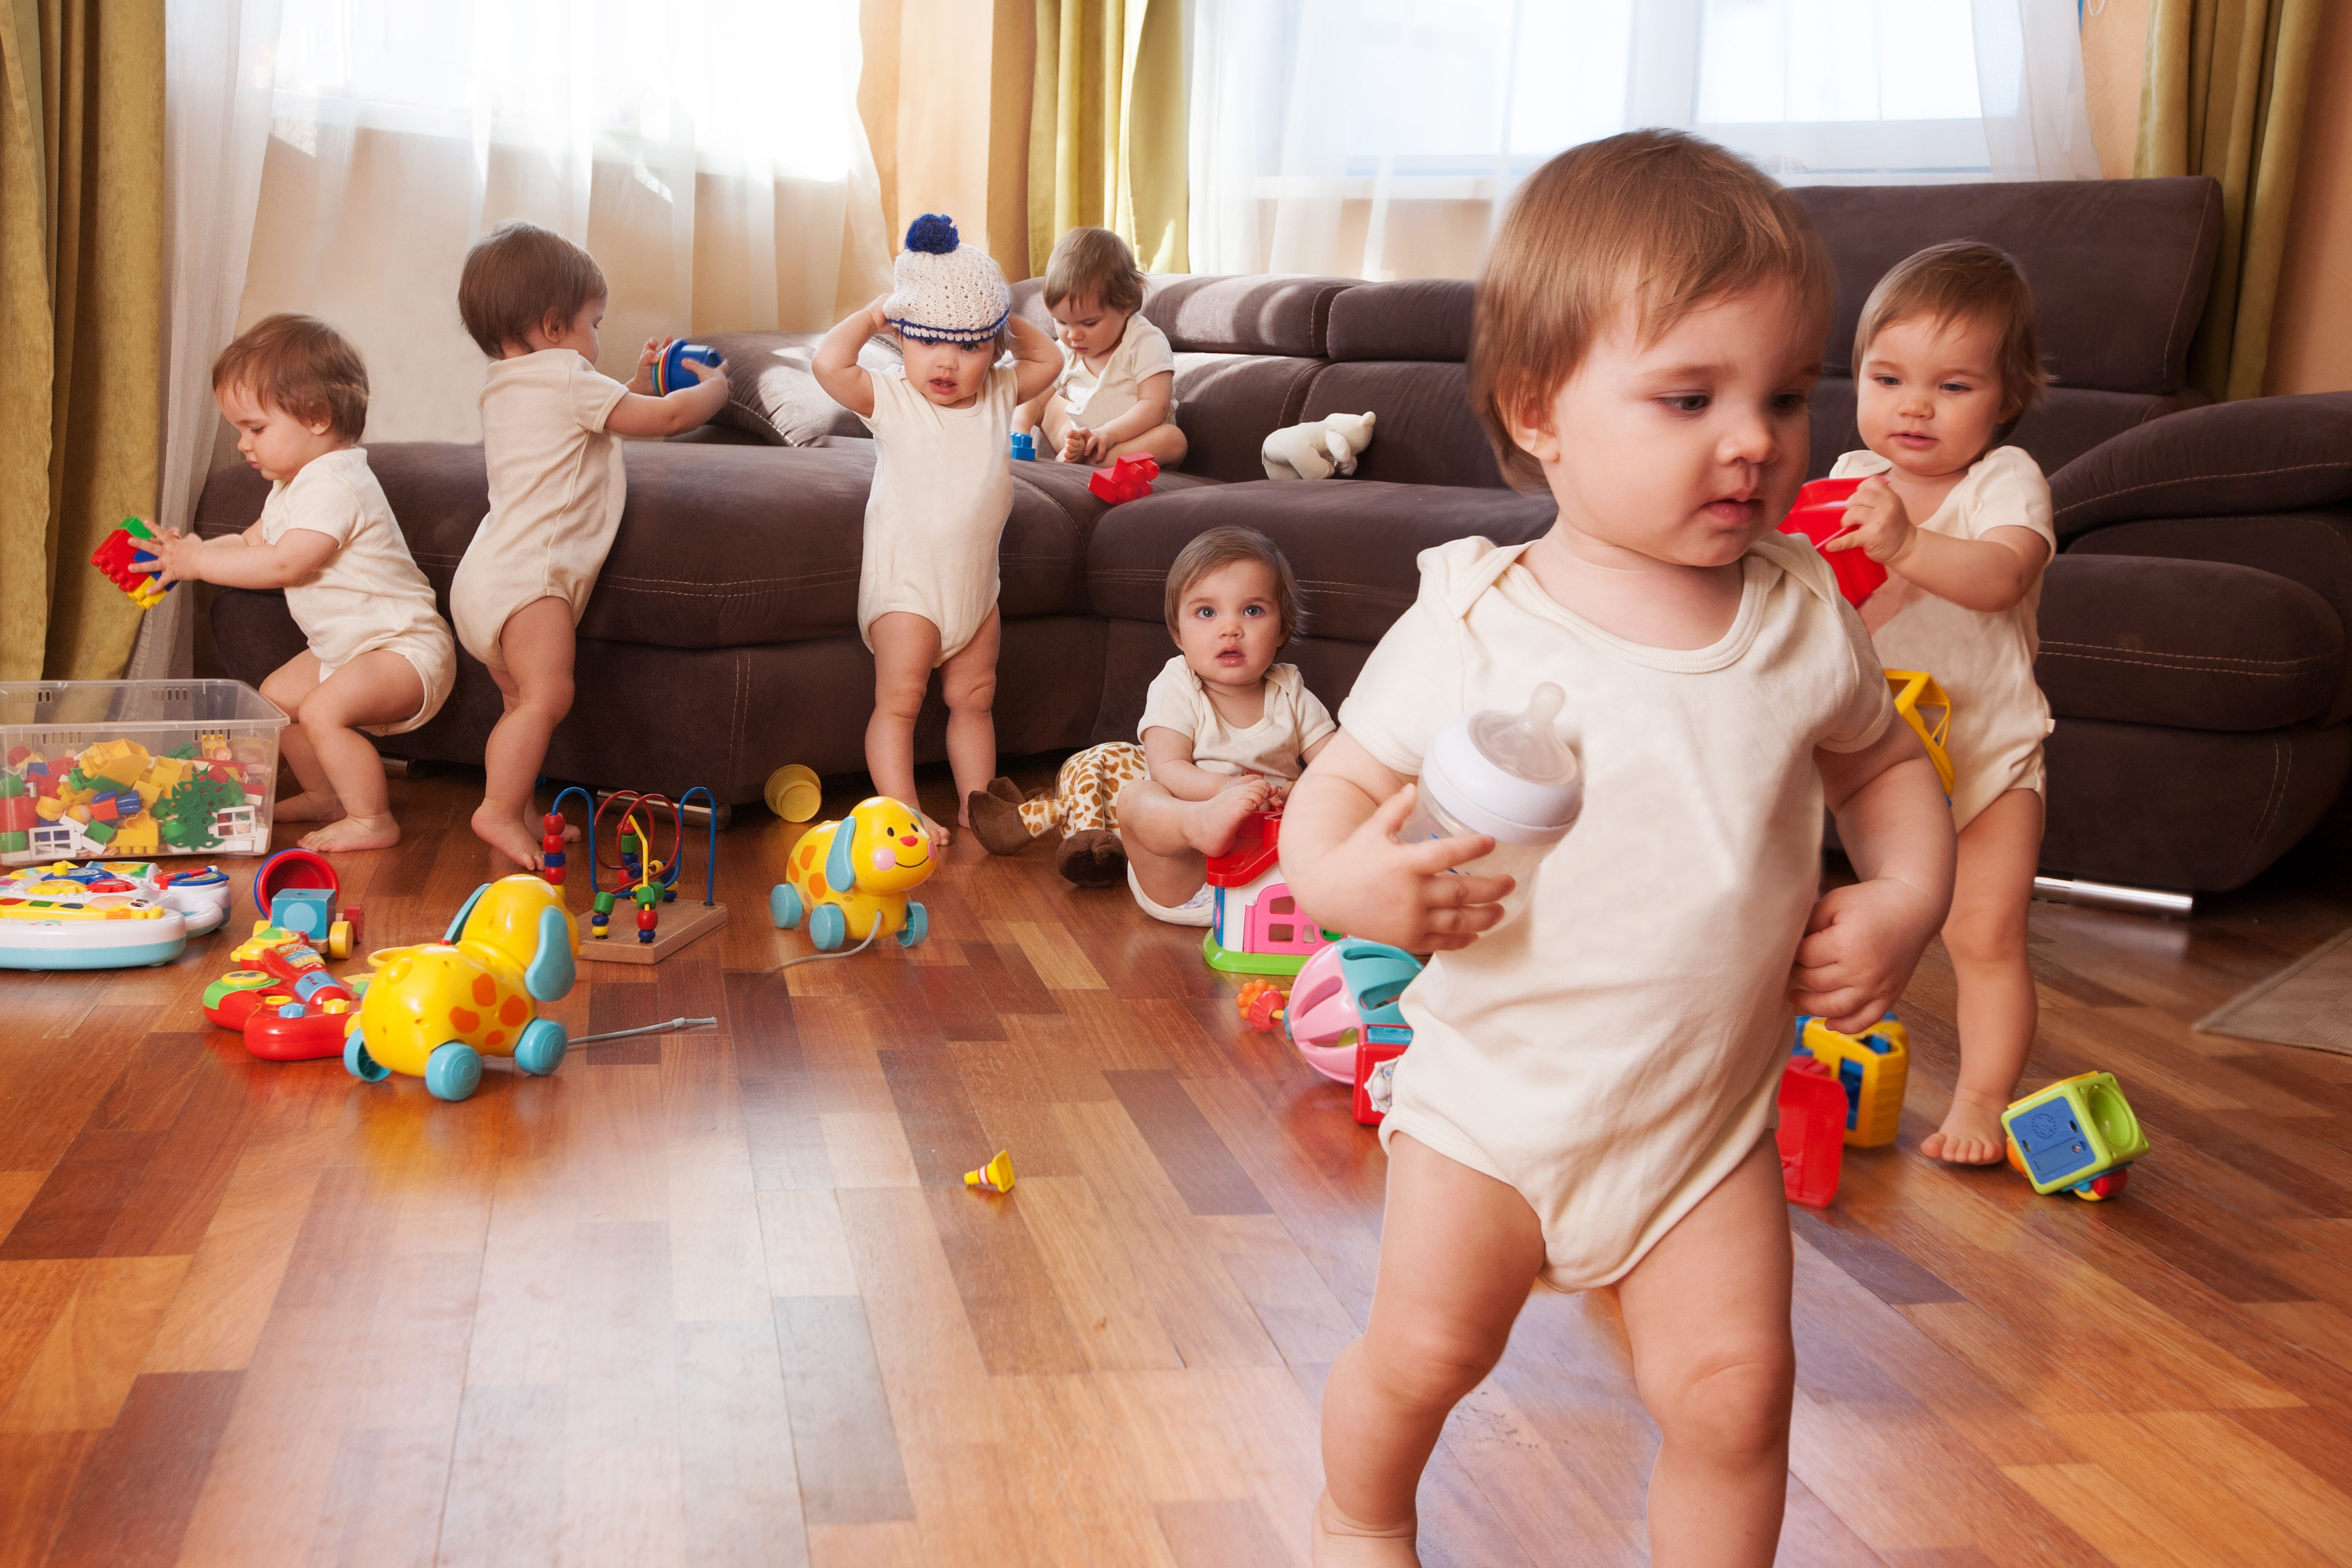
1096,422,1188,472
472,597,576,870
285,650,425,853
1923,788,2043,1165
1315,1134,1546,1566
867,611,950,845
1616,1136,1797,1568
939,610,1001,833
259,651,336,823
1114,773,1269,910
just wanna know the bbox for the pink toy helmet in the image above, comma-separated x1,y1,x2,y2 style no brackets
1285,938,1421,1083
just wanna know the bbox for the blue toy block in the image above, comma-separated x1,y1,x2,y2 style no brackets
268,887,335,941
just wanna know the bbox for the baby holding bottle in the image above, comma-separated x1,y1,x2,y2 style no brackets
1821,241,2057,1165
1279,130,1955,1566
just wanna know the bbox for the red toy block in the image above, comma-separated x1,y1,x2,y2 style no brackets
1777,1057,1847,1207
1778,477,1886,608
1351,1029,1411,1127
0,796,33,833
5,746,25,765
89,794,121,823
1088,454,1160,505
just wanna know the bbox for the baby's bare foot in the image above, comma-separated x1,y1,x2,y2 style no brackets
473,801,545,871
1180,786,1263,857
1922,1093,2011,1165
918,810,951,849
274,789,345,824
301,813,401,853
1313,1492,1419,1567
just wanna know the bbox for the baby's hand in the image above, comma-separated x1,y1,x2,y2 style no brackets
1787,874,1943,1034
627,336,674,395
150,529,206,586
1291,784,1511,954
1826,477,1914,565
1062,426,1094,464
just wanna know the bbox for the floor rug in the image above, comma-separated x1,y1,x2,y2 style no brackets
2195,926,2352,1053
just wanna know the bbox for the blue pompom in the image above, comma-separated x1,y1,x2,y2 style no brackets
904,213,959,255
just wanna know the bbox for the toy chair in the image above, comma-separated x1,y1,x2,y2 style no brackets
769,796,934,951
1792,1013,1909,1148
344,875,579,1101
2003,1071,2147,1199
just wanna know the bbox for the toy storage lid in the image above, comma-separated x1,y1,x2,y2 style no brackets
0,678,290,730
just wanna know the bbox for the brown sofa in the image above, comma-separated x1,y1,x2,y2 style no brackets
200,174,2350,893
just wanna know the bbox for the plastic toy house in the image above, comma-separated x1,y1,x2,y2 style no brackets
1203,812,1331,977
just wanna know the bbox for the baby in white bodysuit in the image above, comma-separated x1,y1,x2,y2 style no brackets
1015,226,1188,472
156,314,454,853
1278,131,1957,1567
811,213,1064,846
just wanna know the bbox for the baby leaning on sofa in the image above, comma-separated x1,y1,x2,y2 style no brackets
155,314,455,854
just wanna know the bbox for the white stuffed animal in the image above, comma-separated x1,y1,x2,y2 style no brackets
1261,410,1377,481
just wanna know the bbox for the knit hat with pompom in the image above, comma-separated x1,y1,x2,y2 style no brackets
884,214,1011,345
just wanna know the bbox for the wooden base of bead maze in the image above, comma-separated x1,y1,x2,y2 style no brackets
577,899,730,965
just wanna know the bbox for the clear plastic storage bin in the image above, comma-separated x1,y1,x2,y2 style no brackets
0,681,288,866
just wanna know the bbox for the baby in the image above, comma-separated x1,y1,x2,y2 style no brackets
1016,227,1187,470
1112,526,1335,924
1823,241,2056,1166
447,220,730,869
154,314,454,852
1279,131,1955,1565
812,214,1062,846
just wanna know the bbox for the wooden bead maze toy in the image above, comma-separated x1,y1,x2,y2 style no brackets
544,785,729,964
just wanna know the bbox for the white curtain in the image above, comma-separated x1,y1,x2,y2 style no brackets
1187,0,2102,280
236,0,890,443
133,0,285,680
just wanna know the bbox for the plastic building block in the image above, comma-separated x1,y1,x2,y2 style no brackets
1777,478,1884,606
964,1149,1016,1193
2002,1071,2147,1199
1777,1057,1847,1207
1088,454,1159,505
90,518,175,610
1792,1013,1909,1148
82,818,115,845
78,739,150,786
268,887,335,943
1009,430,1036,461
111,814,160,854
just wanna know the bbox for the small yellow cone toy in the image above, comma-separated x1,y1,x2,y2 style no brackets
964,1149,1016,1193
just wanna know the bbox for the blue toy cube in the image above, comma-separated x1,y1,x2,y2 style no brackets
2002,1071,2148,1196
269,887,335,941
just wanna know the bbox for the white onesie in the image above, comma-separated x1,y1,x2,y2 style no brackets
1830,444,2056,832
449,348,629,672
1137,655,1335,779
858,363,1017,665
1057,314,1176,431
258,447,455,736
1339,533,1893,1289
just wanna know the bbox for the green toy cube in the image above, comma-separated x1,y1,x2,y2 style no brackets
2002,1071,2148,1195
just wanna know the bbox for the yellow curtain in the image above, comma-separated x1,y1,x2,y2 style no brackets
859,0,1034,285
0,0,163,683
1028,0,1187,279
2135,0,2320,402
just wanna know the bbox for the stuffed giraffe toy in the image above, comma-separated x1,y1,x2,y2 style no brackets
966,741,1150,888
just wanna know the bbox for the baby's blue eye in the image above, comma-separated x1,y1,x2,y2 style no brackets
1664,394,1708,413
1242,604,1264,617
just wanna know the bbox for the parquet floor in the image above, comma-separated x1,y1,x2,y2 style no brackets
2,761,2350,1567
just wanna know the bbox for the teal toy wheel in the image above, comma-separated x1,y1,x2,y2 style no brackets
897,902,929,949
514,1018,567,1076
810,903,848,952
769,882,804,930
425,1042,483,1101
344,1034,390,1083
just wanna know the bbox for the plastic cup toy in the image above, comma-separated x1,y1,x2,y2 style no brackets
764,763,822,822
652,341,724,394
1393,682,1583,920
1779,477,1887,607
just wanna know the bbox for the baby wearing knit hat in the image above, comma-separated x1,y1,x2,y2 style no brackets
811,216,1064,844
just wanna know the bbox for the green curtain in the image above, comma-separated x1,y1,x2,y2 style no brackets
2135,0,2320,402
0,0,164,683
1027,0,1186,278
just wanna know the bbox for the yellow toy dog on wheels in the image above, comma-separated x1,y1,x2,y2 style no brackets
770,797,935,952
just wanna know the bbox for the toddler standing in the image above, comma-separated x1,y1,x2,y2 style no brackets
1016,227,1187,470
812,214,1062,845
155,314,454,853
1279,131,1955,1566
448,220,730,869
1823,242,2056,1165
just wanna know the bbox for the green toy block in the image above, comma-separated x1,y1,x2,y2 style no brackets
0,830,26,852
0,773,25,799
83,818,116,845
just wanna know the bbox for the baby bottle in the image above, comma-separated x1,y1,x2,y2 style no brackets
1393,683,1583,918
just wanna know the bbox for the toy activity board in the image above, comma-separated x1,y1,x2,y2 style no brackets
0,860,232,970
0,680,286,867
544,786,729,964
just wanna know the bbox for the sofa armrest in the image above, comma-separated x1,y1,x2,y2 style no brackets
2050,392,2352,543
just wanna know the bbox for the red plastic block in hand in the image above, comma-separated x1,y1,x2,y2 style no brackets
1777,478,1885,608
1088,455,1160,505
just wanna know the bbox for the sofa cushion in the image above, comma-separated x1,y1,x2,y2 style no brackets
1806,380,2209,482
2035,554,2342,732
1012,273,1358,357
695,329,878,446
1793,177,2220,395
1171,353,1325,482
2049,392,2352,540
1089,479,1555,643
1301,361,1509,491
1325,279,1474,363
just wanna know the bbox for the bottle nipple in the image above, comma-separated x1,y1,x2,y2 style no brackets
1468,682,1575,783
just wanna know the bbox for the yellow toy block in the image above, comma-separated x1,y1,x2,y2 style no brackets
79,739,151,786
111,814,160,854
65,803,90,824
34,797,62,822
1793,1013,1910,1148
140,757,185,792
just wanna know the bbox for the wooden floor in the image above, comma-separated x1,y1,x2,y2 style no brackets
3,763,2351,1567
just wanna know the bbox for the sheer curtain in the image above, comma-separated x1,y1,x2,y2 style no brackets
237,0,890,443
1187,0,2102,279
